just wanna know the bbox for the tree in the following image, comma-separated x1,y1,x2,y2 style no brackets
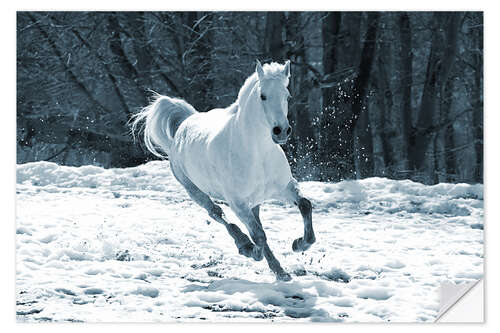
399,12,413,173
319,12,379,181
284,12,318,179
263,12,286,62
410,12,462,183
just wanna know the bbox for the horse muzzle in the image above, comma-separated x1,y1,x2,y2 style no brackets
271,125,291,145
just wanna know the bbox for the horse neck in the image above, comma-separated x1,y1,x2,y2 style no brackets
234,87,274,153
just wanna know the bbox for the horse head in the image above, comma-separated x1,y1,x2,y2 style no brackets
255,60,292,145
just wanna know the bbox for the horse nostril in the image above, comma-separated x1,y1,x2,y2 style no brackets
286,127,292,135
273,126,281,135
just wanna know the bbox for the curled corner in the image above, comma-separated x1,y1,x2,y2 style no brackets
435,279,483,322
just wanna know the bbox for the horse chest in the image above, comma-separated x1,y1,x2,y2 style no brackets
224,148,291,205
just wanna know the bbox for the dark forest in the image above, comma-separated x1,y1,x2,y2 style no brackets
17,11,483,184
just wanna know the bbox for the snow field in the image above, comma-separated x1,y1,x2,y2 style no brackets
16,161,483,322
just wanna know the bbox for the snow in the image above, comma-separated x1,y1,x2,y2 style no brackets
16,161,483,322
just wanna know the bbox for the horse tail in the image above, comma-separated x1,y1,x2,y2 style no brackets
130,93,197,158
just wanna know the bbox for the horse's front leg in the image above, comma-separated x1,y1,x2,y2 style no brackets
283,179,316,252
252,205,292,281
230,202,267,261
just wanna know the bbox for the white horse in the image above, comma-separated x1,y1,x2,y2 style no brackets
132,60,315,281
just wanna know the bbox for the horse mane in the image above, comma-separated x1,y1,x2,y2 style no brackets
236,62,288,110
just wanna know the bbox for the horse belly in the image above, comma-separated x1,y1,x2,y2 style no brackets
171,119,227,200
182,143,226,199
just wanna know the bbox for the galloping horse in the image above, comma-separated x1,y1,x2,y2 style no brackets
132,60,315,281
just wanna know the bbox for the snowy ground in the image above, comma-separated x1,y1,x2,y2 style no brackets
16,161,483,322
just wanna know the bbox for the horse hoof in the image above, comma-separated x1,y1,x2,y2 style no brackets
277,271,292,282
238,242,255,258
292,237,313,252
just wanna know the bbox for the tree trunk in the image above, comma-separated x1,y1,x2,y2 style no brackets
264,12,286,62
373,28,393,177
411,14,442,176
398,12,413,172
321,12,341,116
351,13,379,179
286,12,317,179
410,12,461,183
319,12,379,181
283,12,300,173
471,13,483,183
351,12,374,178
354,107,373,178
438,74,457,182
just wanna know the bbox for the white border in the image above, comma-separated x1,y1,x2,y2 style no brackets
5,0,487,11
2,1,498,332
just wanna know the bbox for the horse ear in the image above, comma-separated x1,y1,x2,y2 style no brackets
284,60,291,77
256,60,264,79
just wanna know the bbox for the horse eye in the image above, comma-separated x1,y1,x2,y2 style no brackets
260,94,267,101
287,95,291,101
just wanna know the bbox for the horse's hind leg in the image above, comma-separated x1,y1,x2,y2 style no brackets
252,205,292,282
170,166,261,260
282,179,316,252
